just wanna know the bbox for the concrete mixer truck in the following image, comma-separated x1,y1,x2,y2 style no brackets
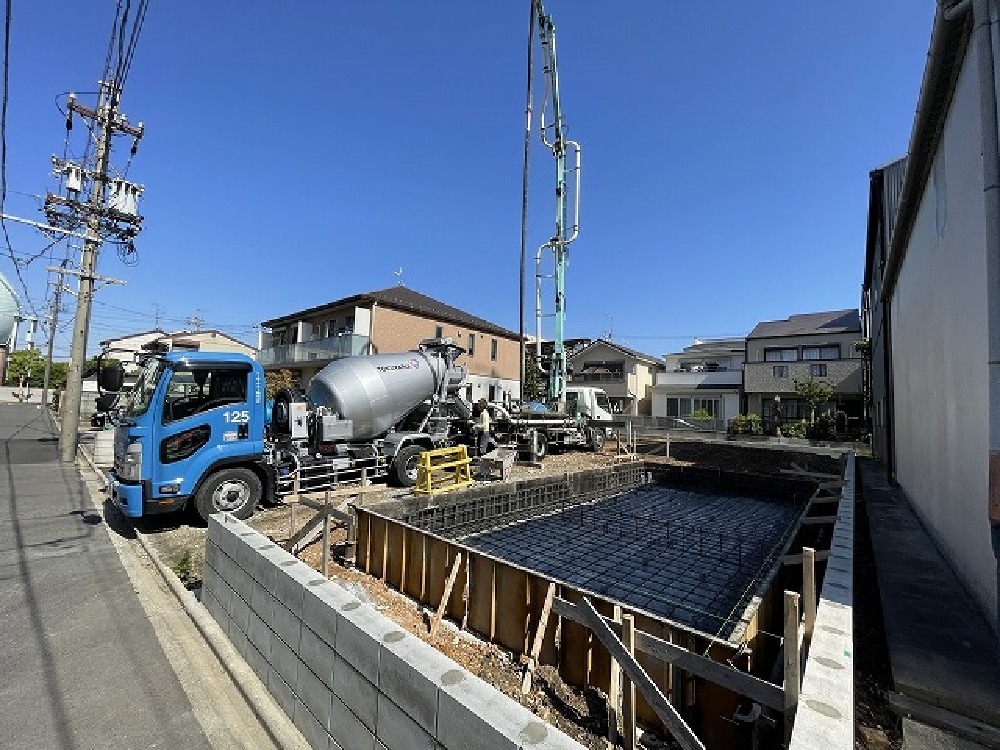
104,338,472,521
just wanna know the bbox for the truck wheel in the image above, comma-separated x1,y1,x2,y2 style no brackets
534,431,549,460
391,445,425,487
589,427,606,452
195,467,261,521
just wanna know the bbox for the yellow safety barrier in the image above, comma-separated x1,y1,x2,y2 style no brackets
414,445,474,495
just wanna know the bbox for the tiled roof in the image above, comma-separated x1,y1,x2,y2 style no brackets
570,338,664,366
261,286,519,340
748,309,861,339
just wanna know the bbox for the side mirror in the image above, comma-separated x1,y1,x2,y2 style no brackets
99,363,125,393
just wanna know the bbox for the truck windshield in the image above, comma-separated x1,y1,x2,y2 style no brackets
119,359,166,419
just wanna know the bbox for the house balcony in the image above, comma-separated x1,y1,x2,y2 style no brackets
257,334,370,368
570,372,634,399
654,370,742,390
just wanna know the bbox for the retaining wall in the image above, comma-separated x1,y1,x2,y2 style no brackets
202,513,582,750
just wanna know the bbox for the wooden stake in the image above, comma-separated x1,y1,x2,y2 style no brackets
321,491,331,578
607,605,622,744
520,582,556,694
622,613,637,750
430,553,463,636
802,547,816,643
783,591,801,711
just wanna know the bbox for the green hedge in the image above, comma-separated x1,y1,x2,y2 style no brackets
728,414,763,435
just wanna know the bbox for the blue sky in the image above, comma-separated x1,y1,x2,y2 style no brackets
1,1,935,358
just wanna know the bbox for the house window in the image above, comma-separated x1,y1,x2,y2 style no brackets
490,338,498,361
692,398,719,417
764,348,797,362
435,325,443,338
665,397,692,417
802,345,839,361
326,319,337,337
488,385,496,400
809,364,828,377
773,365,789,378
468,333,476,356
344,316,354,335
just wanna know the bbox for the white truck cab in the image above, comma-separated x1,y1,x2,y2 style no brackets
565,386,613,423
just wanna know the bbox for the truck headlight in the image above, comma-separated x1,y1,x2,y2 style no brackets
123,440,142,481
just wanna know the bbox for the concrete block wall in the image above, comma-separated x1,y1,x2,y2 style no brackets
202,514,583,750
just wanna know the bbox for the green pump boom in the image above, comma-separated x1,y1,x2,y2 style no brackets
532,0,581,411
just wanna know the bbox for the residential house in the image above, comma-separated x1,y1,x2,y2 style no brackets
568,339,664,416
651,338,745,426
100,329,256,373
862,1,1000,635
258,286,522,402
744,310,863,432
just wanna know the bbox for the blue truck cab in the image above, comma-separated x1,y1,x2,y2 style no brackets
108,351,269,520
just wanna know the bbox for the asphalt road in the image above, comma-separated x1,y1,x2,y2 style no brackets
0,403,214,749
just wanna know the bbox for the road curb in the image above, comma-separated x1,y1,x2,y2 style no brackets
74,431,308,750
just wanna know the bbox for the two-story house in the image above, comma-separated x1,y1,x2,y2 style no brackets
100,329,256,373
258,286,522,402
568,339,664,416
650,338,746,426
743,310,863,432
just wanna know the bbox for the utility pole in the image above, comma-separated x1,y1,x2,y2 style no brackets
50,82,144,462
41,261,123,411
40,262,67,409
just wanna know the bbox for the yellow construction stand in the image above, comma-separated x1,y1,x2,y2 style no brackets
414,445,474,495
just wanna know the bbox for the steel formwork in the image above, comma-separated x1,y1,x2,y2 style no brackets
462,483,802,638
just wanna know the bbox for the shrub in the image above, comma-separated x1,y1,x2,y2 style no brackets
781,420,809,438
728,414,763,435
808,412,839,440
691,409,714,422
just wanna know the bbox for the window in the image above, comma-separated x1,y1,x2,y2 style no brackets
468,333,476,356
435,325,443,338
488,385,496,401
764,348,797,362
163,366,249,424
326,319,337,337
311,323,322,337
809,364,828,377
693,398,719,417
802,345,839,361
665,397,692,417
773,365,789,378
490,338,498,361
344,316,355,335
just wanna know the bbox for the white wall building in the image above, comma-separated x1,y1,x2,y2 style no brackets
863,0,1000,636
650,338,744,427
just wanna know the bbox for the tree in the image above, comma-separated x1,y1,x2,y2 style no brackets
6,348,47,387
265,369,297,399
794,376,835,424
522,352,547,403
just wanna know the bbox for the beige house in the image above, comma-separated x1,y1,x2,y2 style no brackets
258,286,522,402
568,340,664,416
100,329,256,372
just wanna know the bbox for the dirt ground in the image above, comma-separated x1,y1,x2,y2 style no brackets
132,439,866,749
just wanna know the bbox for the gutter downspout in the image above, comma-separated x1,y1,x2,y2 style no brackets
968,0,1000,638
